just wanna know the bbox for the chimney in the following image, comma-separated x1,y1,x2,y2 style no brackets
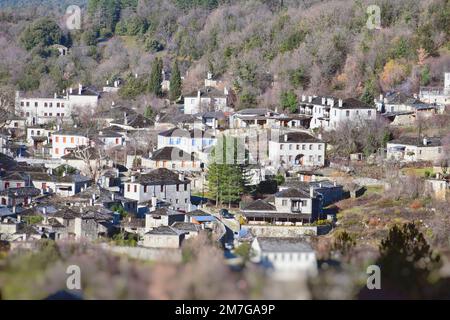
308,96,312,103
333,181,337,187
301,95,306,102
111,101,115,106
423,137,428,146
13,206,17,215
131,175,136,183
90,194,95,206
69,87,73,94
151,196,158,211
284,134,288,142
42,207,47,215
54,93,57,99
111,193,115,201
379,94,384,101
135,73,138,79
224,87,228,95
179,173,185,181
114,80,118,88
338,99,343,107
106,80,110,86
78,83,82,95
318,133,322,140
124,112,128,125
321,97,326,105
310,186,314,198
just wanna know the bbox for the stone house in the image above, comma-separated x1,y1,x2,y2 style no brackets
142,226,186,248
124,168,191,212
145,208,185,231
386,137,444,162
269,132,326,168
142,146,203,172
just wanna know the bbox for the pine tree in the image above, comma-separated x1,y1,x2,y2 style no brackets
148,57,163,96
169,60,182,101
144,105,154,119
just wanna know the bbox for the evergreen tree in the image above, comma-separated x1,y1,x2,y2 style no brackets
144,105,154,119
148,57,163,96
169,60,182,101
207,136,248,207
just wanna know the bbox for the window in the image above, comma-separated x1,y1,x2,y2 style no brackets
134,185,137,193
54,148,59,155
309,144,313,150
57,103,60,108
44,113,47,116
71,137,74,143
302,144,306,150
31,130,34,135
26,112,30,117
176,184,180,192
318,155,322,162
282,200,287,206
144,185,147,193
49,113,52,116
127,184,130,192
34,102,38,107
346,110,350,117
160,185,164,192
44,103,47,107
61,103,64,108
37,130,40,135
57,113,60,117
61,113,64,117
296,144,300,150
280,144,283,150
288,155,292,162
20,102,24,107
26,102,30,107
115,138,119,144
55,136,59,143
63,137,66,143
49,103,52,107
318,144,322,150
368,110,372,117
289,144,292,150
184,184,187,191
309,155,313,162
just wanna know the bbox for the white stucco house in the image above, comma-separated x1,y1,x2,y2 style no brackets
301,96,377,131
15,84,99,125
250,237,318,280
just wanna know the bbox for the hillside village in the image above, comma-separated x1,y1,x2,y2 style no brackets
0,0,450,300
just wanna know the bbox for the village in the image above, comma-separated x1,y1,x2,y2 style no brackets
1,64,449,295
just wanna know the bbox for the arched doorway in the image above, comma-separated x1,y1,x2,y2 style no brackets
295,154,304,165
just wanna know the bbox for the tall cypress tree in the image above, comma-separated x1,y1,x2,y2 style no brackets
169,60,182,102
148,57,163,96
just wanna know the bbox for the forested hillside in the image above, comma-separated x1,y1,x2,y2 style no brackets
0,0,449,110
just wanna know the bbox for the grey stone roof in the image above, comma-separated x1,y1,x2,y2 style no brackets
276,132,322,143
256,237,314,253
0,187,41,198
242,199,276,211
146,226,184,236
171,222,201,232
133,168,189,185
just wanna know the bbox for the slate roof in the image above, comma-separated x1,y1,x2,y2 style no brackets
337,98,375,110
145,226,184,236
171,222,201,232
388,136,442,147
147,208,185,216
133,168,189,185
150,147,197,161
0,187,41,198
276,132,322,143
242,199,276,211
275,188,311,198
256,237,314,253
185,87,227,98
158,127,215,139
